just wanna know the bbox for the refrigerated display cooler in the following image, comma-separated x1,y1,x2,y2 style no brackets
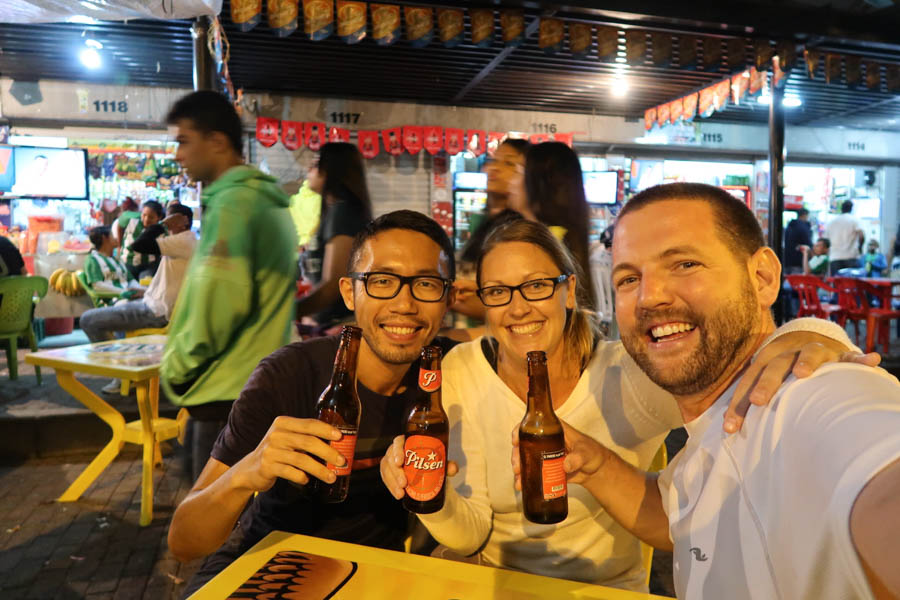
452,171,488,251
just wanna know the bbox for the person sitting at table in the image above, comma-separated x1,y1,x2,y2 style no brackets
169,210,846,597
379,219,867,591
800,237,830,277
862,239,888,277
82,226,143,296
537,183,900,600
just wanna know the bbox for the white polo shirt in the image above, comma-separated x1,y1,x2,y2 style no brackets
825,214,862,261
658,363,900,600
143,229,197,319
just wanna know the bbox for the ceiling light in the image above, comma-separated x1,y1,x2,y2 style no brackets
67,15,99,24
79,48,102,69
757,94,772,105
84,38,103,49
782,96,802,107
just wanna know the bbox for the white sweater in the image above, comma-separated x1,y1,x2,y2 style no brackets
419,318,858,590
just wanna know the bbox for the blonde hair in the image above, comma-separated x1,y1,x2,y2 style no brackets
476,219,599,371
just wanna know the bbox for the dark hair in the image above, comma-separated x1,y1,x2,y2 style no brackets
619,182,765,259
348,210,455,280
524,142,595,308
166,91,243,155
817,237,831,249
89,226,112,250
167,203,193,222
318,142,373,223
476,219,598,370
121,196,139,212
499,138,530,156
797,207,809,218
142,200,164,219
459,209,524,265
841,200,854,214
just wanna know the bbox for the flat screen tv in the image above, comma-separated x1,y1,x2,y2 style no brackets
11,146,88,199
583,171,619,205
0,145,13,193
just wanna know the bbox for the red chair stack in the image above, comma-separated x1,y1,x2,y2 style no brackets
830,277,900,354
786,274,846,324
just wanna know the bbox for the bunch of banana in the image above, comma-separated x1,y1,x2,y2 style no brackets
49,269,85,297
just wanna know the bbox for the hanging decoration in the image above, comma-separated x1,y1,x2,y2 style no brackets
267,0,298,37
772,55,787,88
444,128,464,155
487,131,505,156
887,64,900,93
682,93,698,121
755,40,774,71
804,49,820,79
748,66,765,95
423,126,444,155
539,18,564,55
405,6,433,48
371,4,401,46
679,35,698,69
668,98,683,124
466,129,486,156
846,55,862,88
652,33,672,67
825,54,842,84
865,61,881,90
305,122,326,151
437,8,464,48
569,23,592,60
281,120,304,150
702,37,722,71
500,10,525,47
470,9,494,48
698,85,716,117
256,117,279,147
329,127,350,142
402,126,424,154
625,30,646,66
776,41,796,73
726,38,745,70
644,107,657,131
357,130,380,158
337,1,367,44
656,103,670,128
731,70,749,105
714,79,730,110
596,26,618,62
382,127,403,155
231,0,262,32
303,0,333,40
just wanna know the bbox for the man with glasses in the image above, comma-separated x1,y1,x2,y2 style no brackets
170,210,459,596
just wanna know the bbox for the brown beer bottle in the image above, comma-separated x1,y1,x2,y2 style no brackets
519,350,568,524
311,325,362,503
402,345,449,514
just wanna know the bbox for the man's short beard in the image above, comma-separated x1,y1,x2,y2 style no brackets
362,330,423,366
621,279,759,396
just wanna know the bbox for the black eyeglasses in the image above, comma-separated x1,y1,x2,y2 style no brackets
349,272,451,302
477,274,570,307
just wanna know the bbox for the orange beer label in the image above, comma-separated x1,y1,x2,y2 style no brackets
541,449,567,500
418,368,441,392
327,426,357,476
404,435,446,501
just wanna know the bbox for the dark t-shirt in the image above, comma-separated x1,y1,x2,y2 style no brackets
0,236,25,277
783,219,812,268
211,334,458,553
299,199,369,326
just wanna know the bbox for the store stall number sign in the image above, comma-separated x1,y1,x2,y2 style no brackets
330,112,361,124
848,141,865,151
702,133,723,143
532,123,558,133
94,100,128,113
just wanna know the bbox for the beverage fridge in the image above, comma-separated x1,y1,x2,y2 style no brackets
452,171,488,252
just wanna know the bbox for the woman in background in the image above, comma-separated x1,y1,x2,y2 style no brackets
297,142,372,330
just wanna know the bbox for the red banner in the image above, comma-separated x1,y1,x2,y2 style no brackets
466,129,486,156
553,132,574,147
423,126,444,155
668,99,683,124
748,66,765,95
470,8,493,48
772,56,787,89
357,130,379,158
402,126,423,154
487,131,505,156
382,127,403,155
714,78,731,111
657,103,670,128
328,126,350,142
444,127,464,155
731,71,749,105
281,120,303,150
305,122,326,151
644,108,657,131
256,117,279,147
698,86,715,117
529,133,551,145
682,93,698,121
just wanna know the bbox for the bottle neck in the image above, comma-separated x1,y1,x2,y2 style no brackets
419,355,443,410
526,360,553,414
332,333,361,388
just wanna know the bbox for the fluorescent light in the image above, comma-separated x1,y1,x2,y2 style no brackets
757,94,802,108
84,38,103,49
757,94,772,105
611,79,629,97
79,48,102,69
67,15,98,24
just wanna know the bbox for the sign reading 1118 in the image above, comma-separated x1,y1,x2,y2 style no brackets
94,101,128,113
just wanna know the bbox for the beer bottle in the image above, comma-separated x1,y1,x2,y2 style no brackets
402,345,449,514
518,350,568,524
311,325,362,503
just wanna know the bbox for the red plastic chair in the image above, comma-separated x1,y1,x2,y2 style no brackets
785,275,846,325
832,277,900,354
830,277,868,346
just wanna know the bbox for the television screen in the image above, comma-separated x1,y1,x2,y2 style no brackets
0,145,13,193
11,146,88,199
583,171,619,205
453,171,487,190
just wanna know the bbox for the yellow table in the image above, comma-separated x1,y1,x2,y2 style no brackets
25,335,188,526
191,531,671,599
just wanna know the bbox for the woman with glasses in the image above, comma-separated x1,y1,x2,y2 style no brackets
381,218,862,591
297,142,373,331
